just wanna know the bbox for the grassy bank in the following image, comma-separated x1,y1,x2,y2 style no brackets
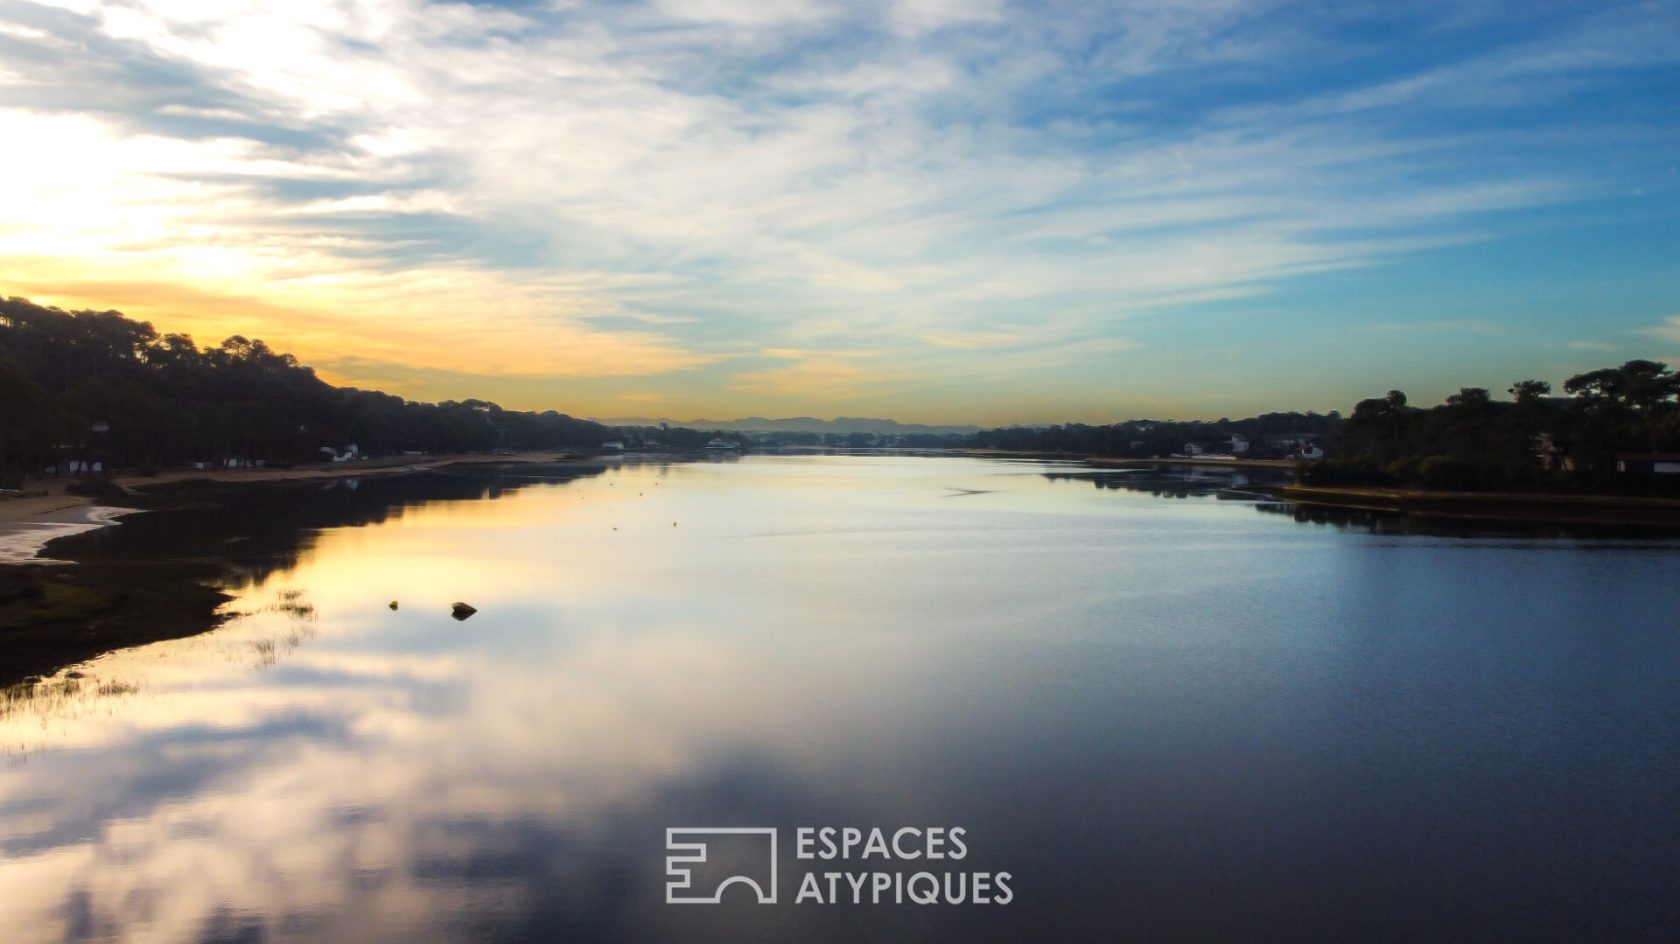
0,561,232,688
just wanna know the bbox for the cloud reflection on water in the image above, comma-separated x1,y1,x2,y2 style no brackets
2,456,1678,942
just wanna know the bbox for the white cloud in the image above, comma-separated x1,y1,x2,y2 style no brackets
887,0,1006,37
0,0,1672,410
1645,317,1680,345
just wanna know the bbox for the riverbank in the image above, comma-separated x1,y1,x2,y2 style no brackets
1273,483,1680,528
974,450,1680,525
0,503,143,564
954,448,1299,471
0,451,577,561
1085,455,1297,471
1,561,232,688
0,452,581,688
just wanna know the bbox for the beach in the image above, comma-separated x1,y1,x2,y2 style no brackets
0,500,142,564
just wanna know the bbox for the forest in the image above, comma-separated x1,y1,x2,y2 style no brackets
1304,362,1680,491
969,361,1680,493
973,412,1341,458
0,295,609,484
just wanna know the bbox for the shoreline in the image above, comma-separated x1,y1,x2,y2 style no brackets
0,451,585,688
0,450,580,562
0,504,145,564
8,452,1680,688
953,448,1299,471
1,560,233,689
1084,455,1298,471
1270,483,1680,528
964,451,1680,522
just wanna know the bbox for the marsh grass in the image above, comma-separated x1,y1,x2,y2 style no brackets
266,588,317,620
248,589,319,668
251,638,278,666
0,671,141,725
0,581,111,633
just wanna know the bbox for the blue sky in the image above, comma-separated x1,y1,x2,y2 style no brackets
0,0,1676,422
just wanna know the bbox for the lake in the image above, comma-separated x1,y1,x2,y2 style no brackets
2,455,1677,942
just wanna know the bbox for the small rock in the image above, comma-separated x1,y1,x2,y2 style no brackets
388,601,399,610
450,602,477,621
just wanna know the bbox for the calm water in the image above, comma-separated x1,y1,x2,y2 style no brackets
3,455,1678,942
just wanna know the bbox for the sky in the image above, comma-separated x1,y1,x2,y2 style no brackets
0,0,1676,424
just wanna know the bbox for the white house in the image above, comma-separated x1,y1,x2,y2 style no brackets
319,444,361,463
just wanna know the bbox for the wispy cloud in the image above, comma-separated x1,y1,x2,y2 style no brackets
1360,319,1506,336
1,0,1675,418
1645,317,1680,345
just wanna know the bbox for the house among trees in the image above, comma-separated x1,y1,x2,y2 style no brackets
1534,433,1576,473
1183,434,1252,458
1264,434,1323,459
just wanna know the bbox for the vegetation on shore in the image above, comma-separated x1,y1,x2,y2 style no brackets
967,362,1680,497
6,291,1678,499
973,411,1340,457
0,295,612,484
0,295,974,486
1303,362,1680,493
0,561,232,688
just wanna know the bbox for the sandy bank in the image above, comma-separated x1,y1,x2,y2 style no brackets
0,504,142,564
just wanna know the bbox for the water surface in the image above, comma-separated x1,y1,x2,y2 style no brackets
2,456,1677,942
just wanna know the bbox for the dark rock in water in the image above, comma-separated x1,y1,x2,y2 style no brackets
451,602,477,620
389,601,399,610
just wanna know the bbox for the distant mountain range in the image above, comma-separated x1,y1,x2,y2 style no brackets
596,416,983,436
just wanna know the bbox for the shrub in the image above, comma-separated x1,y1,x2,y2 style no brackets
1296,459,1394,487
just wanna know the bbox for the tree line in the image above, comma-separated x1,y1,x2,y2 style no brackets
1307,361,1680,491
973,412,1342,457
967,362,1680,494
7,292,1677,495
0,295,610,484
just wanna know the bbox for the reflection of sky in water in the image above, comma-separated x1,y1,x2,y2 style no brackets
2,456,1679,942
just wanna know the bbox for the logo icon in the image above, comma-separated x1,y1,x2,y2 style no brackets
665,827,779,904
